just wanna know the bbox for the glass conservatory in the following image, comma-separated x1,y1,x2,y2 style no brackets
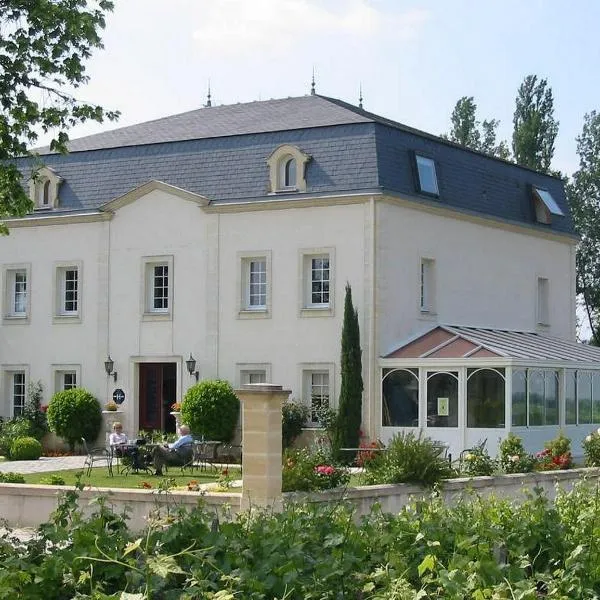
379,325,600,458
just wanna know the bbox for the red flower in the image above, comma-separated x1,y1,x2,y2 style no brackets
41,405,48,413
140,481,152,489
315,465,335,476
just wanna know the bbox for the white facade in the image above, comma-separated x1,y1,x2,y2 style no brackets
0,179,578,452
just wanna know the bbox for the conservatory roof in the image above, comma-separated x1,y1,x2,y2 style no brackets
384,326,600,363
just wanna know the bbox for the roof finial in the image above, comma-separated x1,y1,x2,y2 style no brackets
359,83,363,109
310,67,316,95
205,79,212,108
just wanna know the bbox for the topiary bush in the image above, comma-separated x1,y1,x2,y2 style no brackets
47,388,102,451
181,380,240,442
10,436,42,460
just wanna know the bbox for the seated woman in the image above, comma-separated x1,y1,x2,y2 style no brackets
109,422,129,456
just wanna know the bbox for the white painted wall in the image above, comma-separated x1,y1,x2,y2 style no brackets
376,199,576,356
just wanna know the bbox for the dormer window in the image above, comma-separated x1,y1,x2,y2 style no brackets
415,154,439,196
267,144,310,193
28,166,62,210
532,186,564,224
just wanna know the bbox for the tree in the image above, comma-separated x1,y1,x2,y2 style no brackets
444,96,510,159
567,111,600,344
512,75,558,173
0,0,119,233
334,283,363,457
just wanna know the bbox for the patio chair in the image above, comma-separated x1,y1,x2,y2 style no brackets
81,437,113,477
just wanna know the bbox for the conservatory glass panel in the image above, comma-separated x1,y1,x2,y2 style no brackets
565,370,577,425
427,372,458,427
528,370,545,426
467,369,505,428
543,370,559,426
511,370,527,427
579,372,592,425
382,369,419,427
593,373,600,423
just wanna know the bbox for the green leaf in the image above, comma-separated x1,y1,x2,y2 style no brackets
147,554,186,578
123,538,143,556
417,554,436,577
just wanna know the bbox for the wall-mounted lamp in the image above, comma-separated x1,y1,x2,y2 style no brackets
186,353,199,382
104,355,118,382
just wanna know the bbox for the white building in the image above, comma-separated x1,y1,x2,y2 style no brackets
2,94,599,456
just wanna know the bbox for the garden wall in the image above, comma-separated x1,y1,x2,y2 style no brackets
0,484,242,531
286,467,600,517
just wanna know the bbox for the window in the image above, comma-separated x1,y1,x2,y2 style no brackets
307,371,330,425
3,265,30,320
467,368,505,428
420,258,435,313
415,154,439,196
300,248,335,316
11,372,25,417
28,166,62,210
142,256,173,319
565,370,600,425
236,363,271,387
511,369,559,427
238,252,271,317
533,187,564,224
382,368,419,427
426,371,458,427
267,144,310,193
55,265,80,317
537,277,549,325
55,371,77,392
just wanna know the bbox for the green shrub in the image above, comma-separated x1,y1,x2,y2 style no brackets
282,447,350,492
181,380,240,442
282,400,309,449
22,380,48,441
499,432,536,473
47,388,102,451
361,431,455,487
10,436,42,460
0,417,36,457
40,474,66,486
0,471,25,483
583,428,600,466
536,430,572,470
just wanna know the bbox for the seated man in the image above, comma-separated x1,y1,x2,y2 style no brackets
152,424,194,475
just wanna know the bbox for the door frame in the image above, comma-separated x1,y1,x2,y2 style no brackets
131,356,183,435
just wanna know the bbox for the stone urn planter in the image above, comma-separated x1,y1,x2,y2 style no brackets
170,411,182,430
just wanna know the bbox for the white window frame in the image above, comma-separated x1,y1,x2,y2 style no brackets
237,251,272,319
141,255,173,321
53,261,82,322
420,257,436,314
2,263,31,323
52,364,81,394
1,366,29,419
415,154,439,196
537,276,550,326
300,362,335,428
299,247,335,317
236,363,272,387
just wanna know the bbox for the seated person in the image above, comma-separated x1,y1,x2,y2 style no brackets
152,425,194,475
108,422,129,457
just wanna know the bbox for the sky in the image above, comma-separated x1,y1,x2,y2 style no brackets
50,0,600,177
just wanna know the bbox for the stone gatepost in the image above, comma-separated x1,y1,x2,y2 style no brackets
235,383,290,511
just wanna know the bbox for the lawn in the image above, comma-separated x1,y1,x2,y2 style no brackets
22,467,225,490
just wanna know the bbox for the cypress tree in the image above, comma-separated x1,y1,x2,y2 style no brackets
334,283,364,457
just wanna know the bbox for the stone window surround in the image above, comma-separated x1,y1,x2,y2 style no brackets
52,363,81,394
28,166,63,210
299,362,335,428
298,247,335,318
53,260,82,324
267,144,311,193
1,364,29,419
2,263,31,324
141,255,174,322
236,362,272,387
237,250,272,319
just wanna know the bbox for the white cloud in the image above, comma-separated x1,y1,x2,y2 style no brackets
191,0,430,57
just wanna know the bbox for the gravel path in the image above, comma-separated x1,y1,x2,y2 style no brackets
0,455,87,474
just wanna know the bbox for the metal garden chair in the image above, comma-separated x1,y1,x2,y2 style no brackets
81,437,113,476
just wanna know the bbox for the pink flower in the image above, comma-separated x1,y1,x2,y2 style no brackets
315,465,335,476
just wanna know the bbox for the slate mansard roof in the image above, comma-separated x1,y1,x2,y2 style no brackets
20,94,574,236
